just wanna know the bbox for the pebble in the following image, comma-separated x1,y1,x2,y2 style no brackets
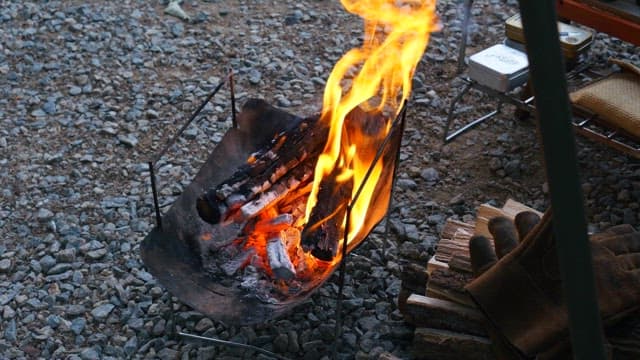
118,134,139,147
0,259,12,273
273,333,289,352
71,317,86,335
420,167,439,183
4,319,17,342
90,303,115,320
69,86,82,96
80,347,100,360
56,248,77,263
39,255,57,273
37,208,54,221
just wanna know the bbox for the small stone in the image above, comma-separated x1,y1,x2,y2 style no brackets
4,318,16,342
396,178,417,190
42,101,57,115
69,86,82,96
39,255,57,273
194,318,214,332
3,306,16,319
31,109,46,117
273,333,289,353
124,336,138,356
47,314,62,329
344,332,357,349
420,167,439,182
248,69,262,85
489,157,502,171
47,263,73,275
152,318,166,336
343,298,364,311
146,109,159,119
503,159,521,178
288,330,300,353
171,22,184,37
56,248,76,263
80,347,100,360
118,134,139,147
37,208,54,221
157,348,178,360
87,248,107,259
71,317,86,335
357,316,380,332
0,259,12,273
276,96,291,107
91,303,115,320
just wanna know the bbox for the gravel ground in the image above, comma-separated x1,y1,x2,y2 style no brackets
1,0,639,359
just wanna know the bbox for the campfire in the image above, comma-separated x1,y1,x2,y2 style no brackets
142,0,437,324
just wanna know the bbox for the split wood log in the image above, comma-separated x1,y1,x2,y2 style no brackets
426,268,475,307
301,106,390,261
238,161,314,222
300,164,353,261
398,263,430,316
196,116,327,225
412,328,494,360
404,294,487,337
448,253,473,274
407,200,545,359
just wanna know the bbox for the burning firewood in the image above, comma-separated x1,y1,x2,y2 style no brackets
238,161,314,221
300,107,387,261
196,116,327,225
300,164,354,261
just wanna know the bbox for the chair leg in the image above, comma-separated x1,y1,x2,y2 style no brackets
444,108,500,144
443,82,472,143
456,0,474,74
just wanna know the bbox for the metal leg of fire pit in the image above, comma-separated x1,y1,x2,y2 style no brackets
383,104,409,259
146,78,227,229
229,69,237,129
333,103,408,360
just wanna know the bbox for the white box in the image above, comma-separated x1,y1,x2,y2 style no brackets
468,44,529,92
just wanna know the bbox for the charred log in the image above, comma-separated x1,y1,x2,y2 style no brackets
197,117,327,225
300,165,353,261
238,161,314,222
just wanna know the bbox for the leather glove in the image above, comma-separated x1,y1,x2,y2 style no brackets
466,210,640,358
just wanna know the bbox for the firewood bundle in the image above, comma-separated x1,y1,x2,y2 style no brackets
399,199,640,359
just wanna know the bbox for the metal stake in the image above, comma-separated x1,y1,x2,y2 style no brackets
147,78,226,231
384,103,409,256
149,161,163,230
230,69,237,129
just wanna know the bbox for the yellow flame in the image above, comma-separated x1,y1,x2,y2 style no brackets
305,0,437,249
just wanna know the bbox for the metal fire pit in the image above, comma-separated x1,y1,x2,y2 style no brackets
141,87,405,325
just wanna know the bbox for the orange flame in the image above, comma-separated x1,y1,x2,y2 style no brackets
306,0,437,251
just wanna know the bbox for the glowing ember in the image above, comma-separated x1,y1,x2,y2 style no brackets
305,0,438,258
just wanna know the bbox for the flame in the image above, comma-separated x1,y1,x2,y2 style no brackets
305,0,437,253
